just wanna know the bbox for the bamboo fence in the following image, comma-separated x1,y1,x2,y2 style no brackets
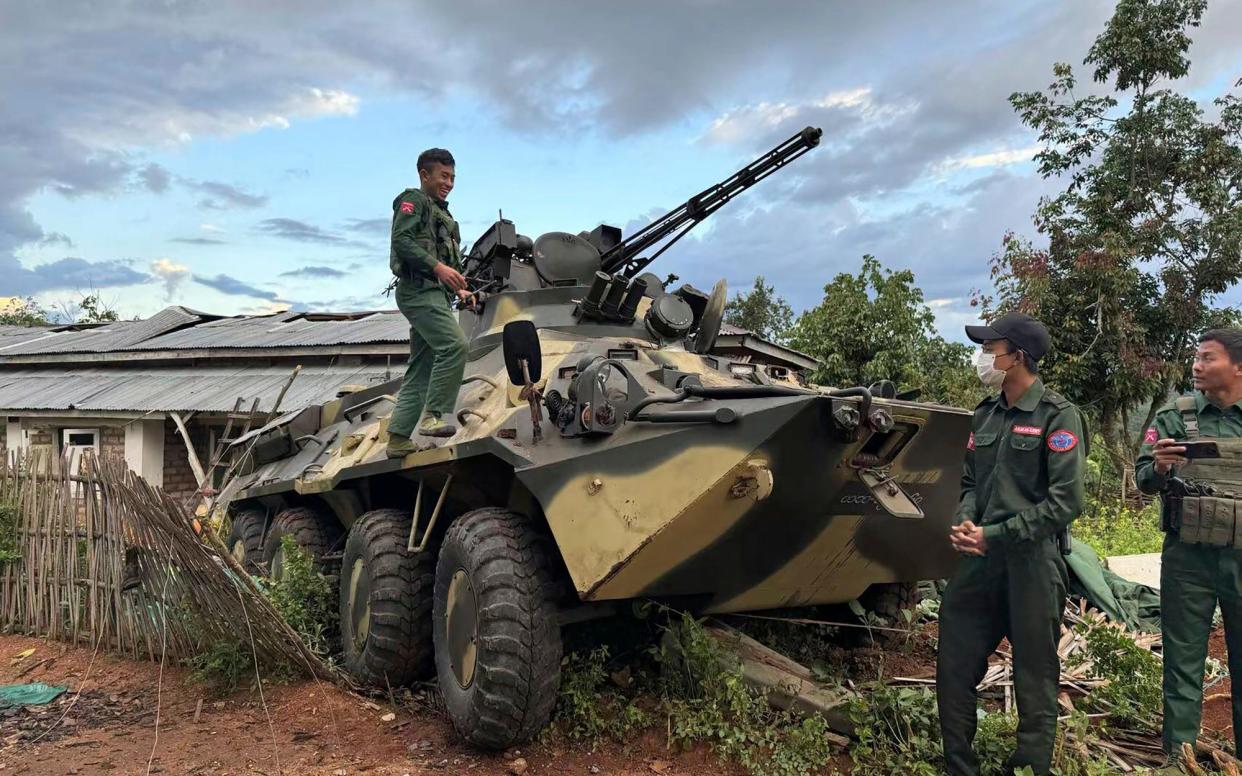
0,450,335,680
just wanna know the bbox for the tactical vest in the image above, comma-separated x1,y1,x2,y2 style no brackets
1169,396,1242,547
389,192,464,283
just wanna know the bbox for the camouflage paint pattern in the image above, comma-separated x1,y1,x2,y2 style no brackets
221,286,970,614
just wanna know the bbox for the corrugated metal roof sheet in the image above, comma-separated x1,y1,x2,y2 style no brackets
0,307,206,355
0,365,395,413
0,326,55,349
130,310,408,350
0,306,408,357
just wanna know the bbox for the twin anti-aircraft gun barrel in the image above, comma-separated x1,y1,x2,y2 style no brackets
462,125,823,304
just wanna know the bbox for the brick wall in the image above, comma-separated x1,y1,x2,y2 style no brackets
101,425,124,460
163,420,213,501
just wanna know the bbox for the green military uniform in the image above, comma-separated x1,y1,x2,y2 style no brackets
388,187,468,438
1136,393,1242,753
937,379,1086,776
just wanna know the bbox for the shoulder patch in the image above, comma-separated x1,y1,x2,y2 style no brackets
1143,427,1159,445
399,201,415,215
1047,429,1079,453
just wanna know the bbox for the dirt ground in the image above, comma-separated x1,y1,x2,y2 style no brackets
1203,626,1234,737
0,624,1231,775
0,634,761,776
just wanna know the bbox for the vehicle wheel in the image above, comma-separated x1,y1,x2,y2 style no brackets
433,507,562,750
339,509,435,686
263,506,342,582
225,508,266,575
857,581,922,644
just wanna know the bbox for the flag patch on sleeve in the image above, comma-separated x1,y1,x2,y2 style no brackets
1047,430,1078,452
400,201,415,215
1144,427,1158,445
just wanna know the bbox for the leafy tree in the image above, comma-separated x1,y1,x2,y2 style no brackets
723,276,794,343
789,256,982,408
986,0,1242,465
0,297,51,327
75,293,120,323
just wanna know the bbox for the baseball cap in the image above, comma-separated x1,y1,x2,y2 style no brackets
965,312,1051,361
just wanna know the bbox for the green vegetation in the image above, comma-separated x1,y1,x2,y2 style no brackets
988,0,1242,469
1073,498,1163,557
552,645,651,744
0,498,20,563
655,612,835,776
1071,618,1164,729
263,535,336,656
788,256,983,409
187,639,253,694
0,297,50,327
552,612,836,775
724,276,795,344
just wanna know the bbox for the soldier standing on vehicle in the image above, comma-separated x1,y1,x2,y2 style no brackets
936,312,1086,776
386,147,474,459
1136,328,1242,757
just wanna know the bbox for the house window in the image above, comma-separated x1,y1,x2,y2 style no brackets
61,428,100,478
64,430,99,448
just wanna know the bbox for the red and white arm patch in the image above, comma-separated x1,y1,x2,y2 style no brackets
967,432,975,451
399,201,415,215
1047,429,1079,453
1143,427,1158,445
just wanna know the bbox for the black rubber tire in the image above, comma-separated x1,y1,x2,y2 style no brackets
262,506,342,579
861,581,922,623
338,508,435,687
433,508,562,750
225,508,267,575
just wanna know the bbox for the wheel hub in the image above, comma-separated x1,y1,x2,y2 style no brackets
445,568,479,689
270,545,285,582
348,558,371,652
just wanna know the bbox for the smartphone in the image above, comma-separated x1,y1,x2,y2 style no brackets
1182,441,1221,460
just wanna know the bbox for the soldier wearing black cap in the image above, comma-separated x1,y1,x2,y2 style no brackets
936,312,1086,776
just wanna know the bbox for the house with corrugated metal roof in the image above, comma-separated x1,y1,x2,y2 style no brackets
0,306,814,498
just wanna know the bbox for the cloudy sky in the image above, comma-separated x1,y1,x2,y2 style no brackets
3,0,1240,338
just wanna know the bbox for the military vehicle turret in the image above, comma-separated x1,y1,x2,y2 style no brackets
218,127,970,748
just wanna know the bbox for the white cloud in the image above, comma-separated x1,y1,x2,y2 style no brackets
245,301,292,316
150,258,190,301
199,223,224,233
936,145,1040,173
703,88,880,145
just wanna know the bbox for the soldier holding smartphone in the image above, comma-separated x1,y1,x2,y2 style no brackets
1136,328,1242,756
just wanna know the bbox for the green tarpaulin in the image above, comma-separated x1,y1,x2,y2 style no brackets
0,682,67,708
1066,539,1161,633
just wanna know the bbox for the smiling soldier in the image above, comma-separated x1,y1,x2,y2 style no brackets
386,147,476,458
1136,329,1242,759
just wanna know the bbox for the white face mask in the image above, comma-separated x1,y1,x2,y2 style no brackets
974,349,1008,390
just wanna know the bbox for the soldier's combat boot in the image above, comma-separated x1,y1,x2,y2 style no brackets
386,434,421,459
417,412,457,438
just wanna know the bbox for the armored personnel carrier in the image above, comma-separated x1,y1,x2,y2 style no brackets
218,127,970,748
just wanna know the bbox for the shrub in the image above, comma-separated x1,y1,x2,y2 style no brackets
1073,497,1163,557
263,535,336,655
552,645,651,745
188,639,252,694
654,612,836,776
0,498,20,563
